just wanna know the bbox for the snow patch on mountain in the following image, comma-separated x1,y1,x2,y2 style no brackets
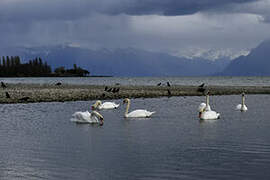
172,48,250,61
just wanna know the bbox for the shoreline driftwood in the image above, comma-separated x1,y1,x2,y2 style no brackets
1,83,270,104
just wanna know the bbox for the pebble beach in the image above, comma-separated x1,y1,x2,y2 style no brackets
1,83,270,104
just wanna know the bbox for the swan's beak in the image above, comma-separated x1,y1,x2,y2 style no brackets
99,118,104,126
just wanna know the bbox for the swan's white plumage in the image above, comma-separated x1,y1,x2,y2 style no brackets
71,111,103,124
92,100,119,110
236,104,248,111
125,109,155,118
98,102,119,109
123,98,155,118
200,111,220,120
198,92,220,120
236,93,248,111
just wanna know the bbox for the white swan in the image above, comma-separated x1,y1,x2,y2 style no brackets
198,92,220,120
123,98,155,118
71,110,104,126
92,100,120,110
236,92,248,111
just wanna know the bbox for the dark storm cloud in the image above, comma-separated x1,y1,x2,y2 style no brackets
106,0,259,16
0,0,259,23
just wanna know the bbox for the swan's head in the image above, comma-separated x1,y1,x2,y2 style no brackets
92,111,104,126
123,98,130,104
198,103,206,112
198,103,206,118
242,92,245,97
91,100,102,110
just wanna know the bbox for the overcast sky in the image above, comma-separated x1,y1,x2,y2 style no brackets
1,0,270,57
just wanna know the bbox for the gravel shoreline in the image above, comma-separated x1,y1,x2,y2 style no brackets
1,83,270,104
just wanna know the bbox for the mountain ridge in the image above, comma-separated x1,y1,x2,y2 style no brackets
0,45,230,77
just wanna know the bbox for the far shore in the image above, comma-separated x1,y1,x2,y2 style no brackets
1,83,270,104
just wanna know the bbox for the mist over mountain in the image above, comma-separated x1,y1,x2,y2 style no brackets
0,45,230,77
221,40,270,76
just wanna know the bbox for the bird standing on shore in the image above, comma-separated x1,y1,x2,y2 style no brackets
112,87,120,93
167,89,172,97
5,92,10,98
198,83,205,88
167,82,171,87
197,83,206,93
1,82,7,88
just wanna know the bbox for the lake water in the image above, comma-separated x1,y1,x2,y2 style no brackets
1,76,270,86
1,94,270,179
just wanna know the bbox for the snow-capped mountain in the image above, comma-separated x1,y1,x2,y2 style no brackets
221,40,270,76
173,48,250,61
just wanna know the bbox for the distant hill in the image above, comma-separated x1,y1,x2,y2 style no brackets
0,45,230,77
221,40,270,76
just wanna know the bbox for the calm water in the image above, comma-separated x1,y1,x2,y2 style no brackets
1,76,270,86
1,95,270,179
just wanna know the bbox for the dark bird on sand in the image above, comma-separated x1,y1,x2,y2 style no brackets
5,92,10,98
197,83,206,93
55,82,62,86
19,97,30,101
112,88,120,93
197,87,206,93
167,82,171,87
104,86,108,91
167,89,172,96
198,83,205,88
106,88,113,92
157,82,162,86
1,81,7,88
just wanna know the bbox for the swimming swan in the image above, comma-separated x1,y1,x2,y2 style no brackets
123,98,155,118
198,92,220,120
92,100,120,110
236,92,248,111
71,110,104,126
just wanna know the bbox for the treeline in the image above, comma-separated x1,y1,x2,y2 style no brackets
0,56,51,77
54,64,90,77
0,56,90,77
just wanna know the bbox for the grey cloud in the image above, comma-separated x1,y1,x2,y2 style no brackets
0,0,259,23
105,0,259,16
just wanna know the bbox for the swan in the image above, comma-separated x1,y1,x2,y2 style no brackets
198,92,220,120
70,110,104,126
92,100,120,110
123,98,155,118
236,92,248,111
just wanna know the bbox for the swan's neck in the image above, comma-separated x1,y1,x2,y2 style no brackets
206,94,209,107
125,100,130,117
242,95,245,106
